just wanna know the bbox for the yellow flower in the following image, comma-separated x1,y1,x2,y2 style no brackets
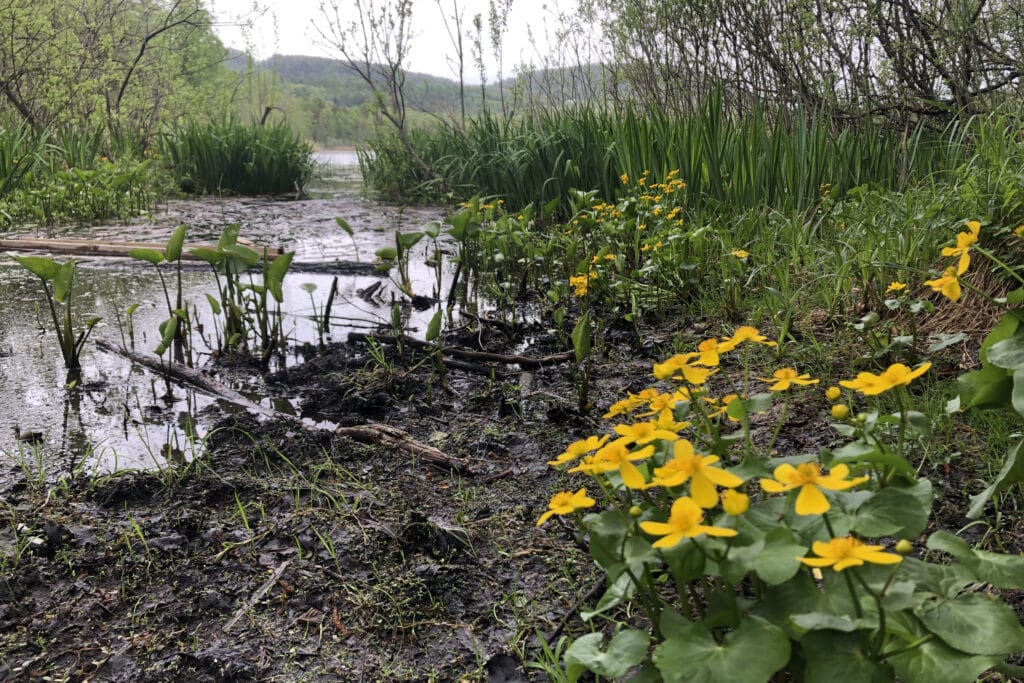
923,267,962,302
940,223,979,275
760,463,869,515
548,434,610,466
650,440,744,507
730,249,750,259
537,488,596,525
571,439,654,489
886,281,907,293
603,396,642,419
695,338,728,367
721,490,750,516
620,173,629,184
825,386,842,401
652,354,716,385
719,326,777,352
839,362,931,396
799,536,902,571
831,404,850,419
569,271,597,297
1014,225,1024,238
640,496,738,548
613,421,681,445
759,368,819,392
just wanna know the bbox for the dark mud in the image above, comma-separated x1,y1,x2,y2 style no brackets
1,317,1022,681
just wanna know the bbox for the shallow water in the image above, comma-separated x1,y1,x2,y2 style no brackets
0,152,450,471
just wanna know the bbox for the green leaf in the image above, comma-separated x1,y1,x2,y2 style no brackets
915,593,1024,655
218,223,241,249
223,243,260,267
986,333,1024,371
204,293,221,315
789,611,877,633
1006,287,1024,306
927,530,1024,590
53,260,75,303
156,316,178,356
957,364,1012,410
564,629,649,679
968,439,1024,518
888,635,998,683
801,631,894,682
980,312,1022,365
165,224,187,262
128,248,165,266
189,246,223,266
422,220,441,239
851,485,930,538
754,527,807,585
375,246,397,262
335,216,353,237
13,255,60,281
580,571,638,621
653,616,790,683
396,230,424,250
572,311,591,363
425,310,442,342
906,411,932,437
265,251,294,303
898,557,975,599
1013,372,1024,417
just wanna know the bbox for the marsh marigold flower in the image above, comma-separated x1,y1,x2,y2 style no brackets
825,386,842,401
653,353,716,385
650,439,743,507
923,267,962,302
721,490,750,516
548,434,609,466
886,282,907,294
760,368,819,392
614,420,680,445
571,439,654,489
730,249,750,259
941,220,981,274
719,326,777,352
831,404,850,420
760,462,868,515
536,488,595,525
839,362,931,396
639,496,738,548
800,536,902,571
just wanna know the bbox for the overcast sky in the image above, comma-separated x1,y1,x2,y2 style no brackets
206,0,574,82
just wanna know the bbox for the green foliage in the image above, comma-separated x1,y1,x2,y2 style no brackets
12,256,99,371
160,117,314,196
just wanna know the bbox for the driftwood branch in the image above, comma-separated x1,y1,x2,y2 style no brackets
222,560,291,633
348,332,574,368
0,237,284,261
95,339,474,473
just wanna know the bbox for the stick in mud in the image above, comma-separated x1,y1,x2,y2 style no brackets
95,338,476,474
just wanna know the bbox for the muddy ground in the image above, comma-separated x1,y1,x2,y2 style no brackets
1,315,1021,682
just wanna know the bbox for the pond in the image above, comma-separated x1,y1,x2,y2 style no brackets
0,151,450,473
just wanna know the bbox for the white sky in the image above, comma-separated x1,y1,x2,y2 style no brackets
206,0,575,82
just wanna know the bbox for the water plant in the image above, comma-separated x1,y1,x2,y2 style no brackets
12,255,100,372
129,224,190,362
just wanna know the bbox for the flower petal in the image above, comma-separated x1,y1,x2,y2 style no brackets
795,484,830,515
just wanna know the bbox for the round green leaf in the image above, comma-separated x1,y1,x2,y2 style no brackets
653,616,790,683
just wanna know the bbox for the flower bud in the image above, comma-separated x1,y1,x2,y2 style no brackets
895,539,913,556
825,386,841,401
830,404,850,420
629,505,643,517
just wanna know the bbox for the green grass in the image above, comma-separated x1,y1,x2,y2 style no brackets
159,116,314,196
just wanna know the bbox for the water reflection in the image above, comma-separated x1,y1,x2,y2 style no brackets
0,152,449,471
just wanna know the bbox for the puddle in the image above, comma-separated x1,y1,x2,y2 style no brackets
0,151,455,471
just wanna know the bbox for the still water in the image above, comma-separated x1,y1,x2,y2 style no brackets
0,151,448,473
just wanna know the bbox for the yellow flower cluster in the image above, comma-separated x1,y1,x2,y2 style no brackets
569,270,597,296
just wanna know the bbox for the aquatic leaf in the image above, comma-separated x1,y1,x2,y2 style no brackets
165,224,187,262
564,629,650,679
156,316,178,356
190,247,223,266
223,243,260,266
128,248,165,266
375,246,397,262
265,251,294,303
335,216,353,237
13,255,60,281
396,230,424,251
426,310,442,342
218,223,241,249
423,221,441,239
204,293,221,315
572,311,591,363
53,260,75,303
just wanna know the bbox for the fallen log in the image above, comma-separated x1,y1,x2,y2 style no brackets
347,332,575,368
95,339,474,474
0,236,284,261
